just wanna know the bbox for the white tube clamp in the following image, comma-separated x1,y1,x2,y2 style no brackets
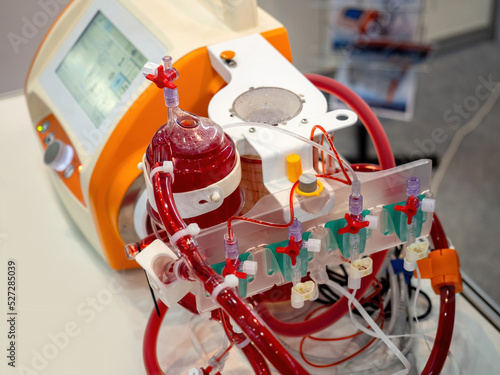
170,223,201,246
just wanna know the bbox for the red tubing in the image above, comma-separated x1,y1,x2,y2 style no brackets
143,300,168,375
430,213,449,249
421,285,456,375
216,288,308,374
254,74,396,337
425,212,454,375
151,173,309,374
241,343,271,375
304,74,396,170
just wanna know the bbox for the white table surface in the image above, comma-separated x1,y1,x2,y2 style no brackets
1,93,499,375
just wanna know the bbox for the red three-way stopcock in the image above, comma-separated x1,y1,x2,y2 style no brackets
276,236,301,266
145,64,178,89
395,195,420,225
338,213,369,235
222,258,247,279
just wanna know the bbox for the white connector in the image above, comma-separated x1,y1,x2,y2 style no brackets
142,61,160,77
305,238,322,252
348,257,373,289
211,274,239,302
404,240,429,271
365,215,379,230
421,198,436,212
135,240,192,308
291,281,318,309
170,223,201,246
241,260,258,275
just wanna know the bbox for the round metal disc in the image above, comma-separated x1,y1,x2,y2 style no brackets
232,87,303,124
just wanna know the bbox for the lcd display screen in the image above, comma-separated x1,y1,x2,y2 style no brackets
56,11,147,128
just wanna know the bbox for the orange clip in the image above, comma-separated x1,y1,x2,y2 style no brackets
415,248,462,295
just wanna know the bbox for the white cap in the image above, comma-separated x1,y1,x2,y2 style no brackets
142,61,160,77
365,215,379,230
421,198,436,212
242,260,258,275
306,238,322,252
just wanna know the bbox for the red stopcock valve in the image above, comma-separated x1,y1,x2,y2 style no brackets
222,258,247,279
144,64,178,89
395,195,420,225
276,218,304,266
338,213,369,235
142,56,179,107
276,236,301,266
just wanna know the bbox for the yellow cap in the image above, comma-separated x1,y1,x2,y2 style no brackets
286,154,302,182
220,50,235,60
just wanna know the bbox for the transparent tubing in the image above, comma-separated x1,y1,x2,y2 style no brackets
223,123,359,184
304,74,396,170
252,73,396,337
151,171,308,374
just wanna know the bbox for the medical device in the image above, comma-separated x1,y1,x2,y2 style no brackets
127,51,461,373
25,0,283,269
26,1,462,374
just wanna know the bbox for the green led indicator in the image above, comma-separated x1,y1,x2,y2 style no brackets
37,125,43,132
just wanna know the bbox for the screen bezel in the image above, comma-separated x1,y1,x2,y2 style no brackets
39,0,166,157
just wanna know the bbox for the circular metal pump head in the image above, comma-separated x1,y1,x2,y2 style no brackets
298,173,318,193
232,87,303,124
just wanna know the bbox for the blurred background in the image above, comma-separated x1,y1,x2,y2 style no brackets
1,0,499,305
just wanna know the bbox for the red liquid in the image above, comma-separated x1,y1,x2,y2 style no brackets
147,108,243,229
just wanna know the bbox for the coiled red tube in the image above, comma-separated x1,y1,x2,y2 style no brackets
143,300,168,375
421,285,456,375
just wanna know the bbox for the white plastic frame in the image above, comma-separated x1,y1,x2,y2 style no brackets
39,0,166,157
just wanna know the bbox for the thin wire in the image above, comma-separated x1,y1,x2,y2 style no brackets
310,125,352,184
227,180,299,239
328,280,411,375
222,122,359,183
299,289,385,368
414,266,432,352
432,83,500,195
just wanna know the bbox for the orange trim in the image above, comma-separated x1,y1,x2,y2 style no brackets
261,27,293,63
89,28,292,269
35,114,86,206
416,248,463,295
24,1,75,93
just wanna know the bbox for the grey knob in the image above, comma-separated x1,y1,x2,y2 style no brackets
298,173,318,193
44,140,74,172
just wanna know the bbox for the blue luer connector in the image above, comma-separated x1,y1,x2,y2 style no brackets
390,259,413,284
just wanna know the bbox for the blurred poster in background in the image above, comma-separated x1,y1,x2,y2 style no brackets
330,0,430,121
